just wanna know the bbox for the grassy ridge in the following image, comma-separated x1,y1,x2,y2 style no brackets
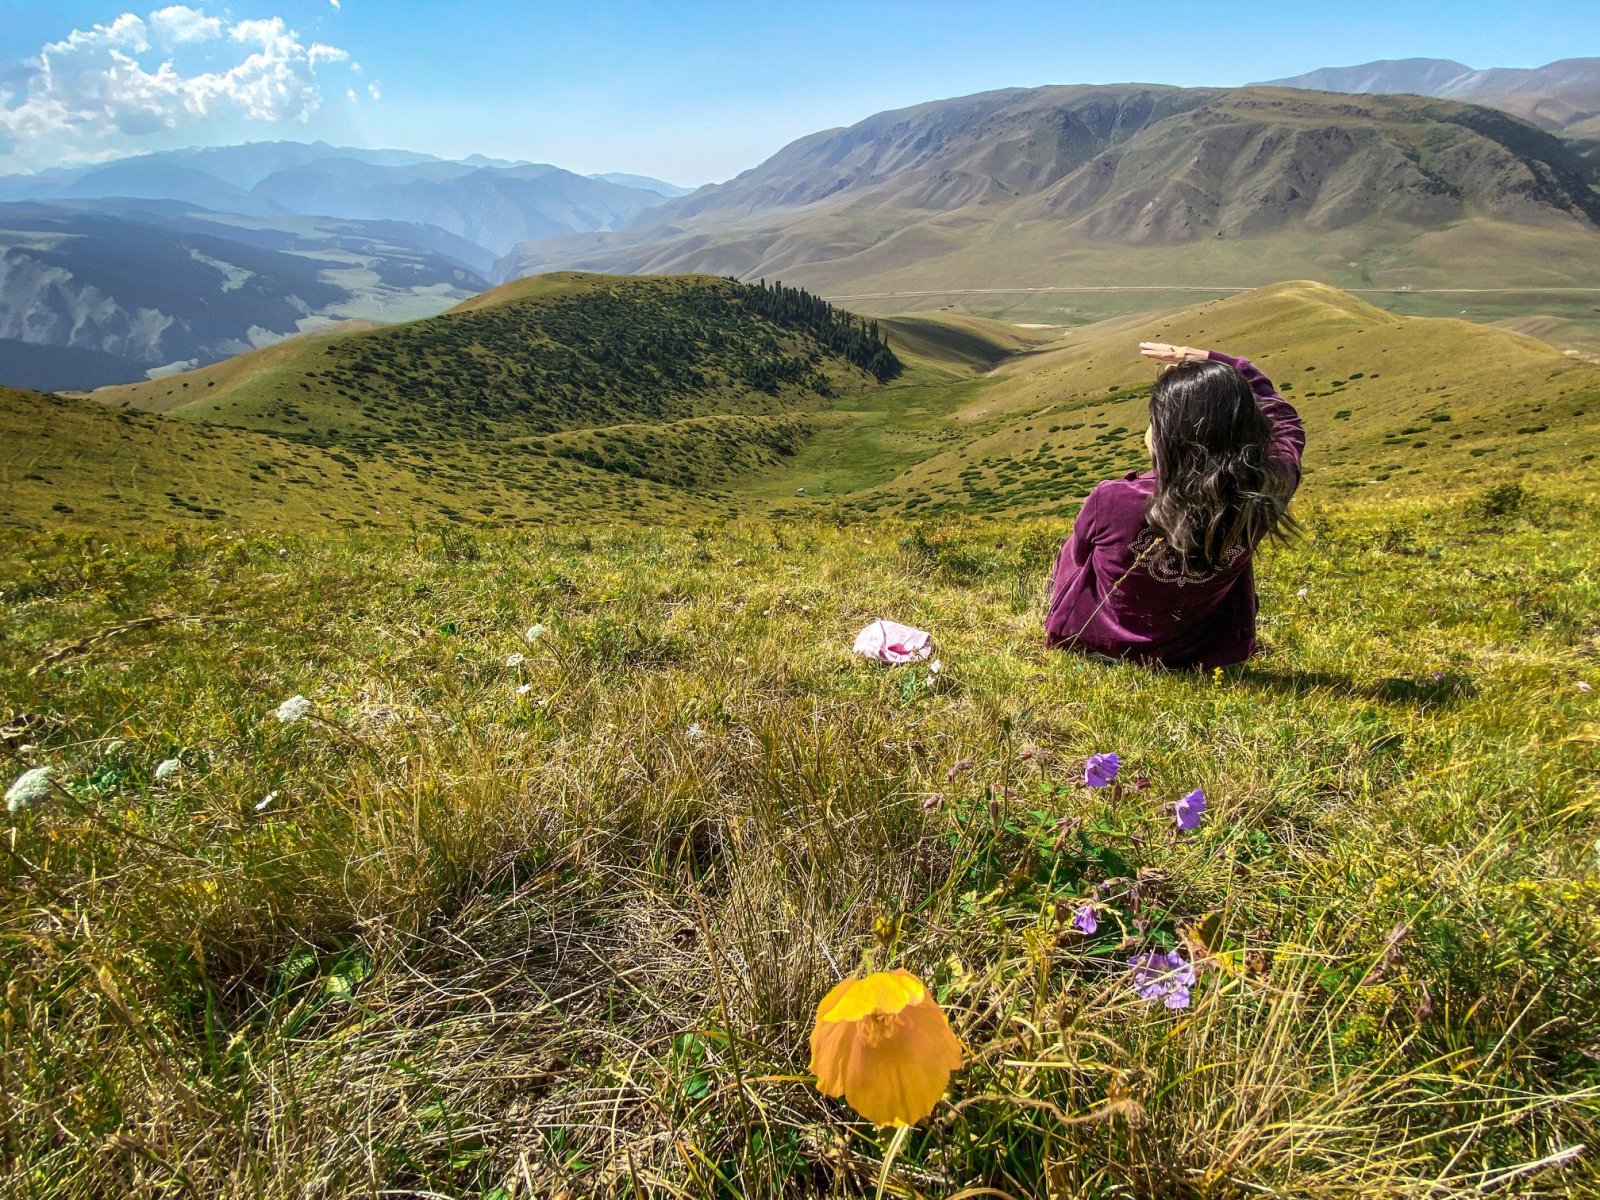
1,491,1597,1197
93,273,891,442
816,282,1600,519
6,275,918,533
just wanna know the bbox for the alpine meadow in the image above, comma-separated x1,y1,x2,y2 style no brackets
1,9,1599,1200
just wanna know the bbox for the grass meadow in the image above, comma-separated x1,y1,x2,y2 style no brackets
3,484,1598,1198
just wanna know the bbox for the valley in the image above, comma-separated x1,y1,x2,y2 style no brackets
4,272,1596,537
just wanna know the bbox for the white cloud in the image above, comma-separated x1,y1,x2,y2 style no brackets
330,0,341,8
149,6,224,45
308,43,348,68
367,82,381,101
0,8,356,169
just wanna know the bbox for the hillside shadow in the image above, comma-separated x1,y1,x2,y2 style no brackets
1233,667,1478,709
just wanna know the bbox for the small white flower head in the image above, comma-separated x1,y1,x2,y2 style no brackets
505,652,526,669
154,758,182,782
256,790,279,812
515,684,533,697
101,739,129,761
525,623,548,644
928,659,943,675
1296,587,1309,598
687,722,705,740
6,766,55,813
276,695,312,724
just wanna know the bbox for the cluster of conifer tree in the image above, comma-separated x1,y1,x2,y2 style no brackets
734,279,902,383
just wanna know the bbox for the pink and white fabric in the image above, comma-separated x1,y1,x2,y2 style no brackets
853,619,934,665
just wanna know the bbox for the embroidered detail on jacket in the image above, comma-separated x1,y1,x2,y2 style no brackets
1130,527,1246,587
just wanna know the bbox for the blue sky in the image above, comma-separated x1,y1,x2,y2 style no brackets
2,1,1596,181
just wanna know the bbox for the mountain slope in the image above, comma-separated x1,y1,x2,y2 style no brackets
589,173,695,197
821,280,1600,517
250,160,671,255
4,276,903,532
0,203,489,390
0,142,448,201
93,272,898,442
495,86,1600,296
0,143,681,263
1261,57,1600,139
0,383,716,532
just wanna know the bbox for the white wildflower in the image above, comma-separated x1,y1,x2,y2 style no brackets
687,722,705,740
101,739,128,760
515,684,533,697
1296,587,1308,598
928,659,943,675
276,695,312,723
154,758,182,781
525,623,548,643
6,766,55,813
256,790,279,812
505,652,526,668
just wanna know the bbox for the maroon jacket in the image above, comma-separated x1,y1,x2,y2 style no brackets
1044,351,1305,671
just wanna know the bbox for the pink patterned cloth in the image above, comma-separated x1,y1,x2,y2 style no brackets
853,619,934,664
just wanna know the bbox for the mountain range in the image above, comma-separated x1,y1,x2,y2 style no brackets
4,59,1600,392
495,85,1600,298
1261,57,1600,141
0,143,690,389
0,143,687,257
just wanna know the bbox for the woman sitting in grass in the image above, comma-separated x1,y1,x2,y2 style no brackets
1045,342,1305,671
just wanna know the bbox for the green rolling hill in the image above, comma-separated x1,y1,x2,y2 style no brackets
5,274,1597,534
6,274,903,531
803,281,1600,518
93,272,897,441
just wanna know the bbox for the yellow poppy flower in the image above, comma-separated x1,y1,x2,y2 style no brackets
808,968,963,1126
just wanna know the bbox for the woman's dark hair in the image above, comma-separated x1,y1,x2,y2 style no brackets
1145,359,1298,570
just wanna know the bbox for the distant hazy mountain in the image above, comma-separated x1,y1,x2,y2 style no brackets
1260,58,1600,139
0,202,489,390
0,142,684,387
251,159,667,255
0,142,681,259
0,159,286,217
588,173,695,197
463,154,534,169
0,142,445,203
495,85,1600,292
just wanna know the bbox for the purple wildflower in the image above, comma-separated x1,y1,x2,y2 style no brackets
1072,905,1099,935
1128,950,1196,1009
1174,788,1206,831
1084,753,1120,790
